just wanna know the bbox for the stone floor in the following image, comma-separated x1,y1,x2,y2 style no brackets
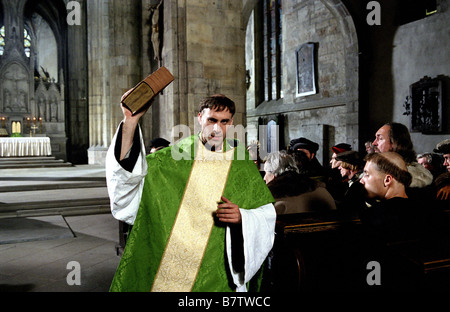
0,214,120,292
0,162,121,292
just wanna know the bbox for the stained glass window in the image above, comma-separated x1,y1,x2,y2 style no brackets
0,26,5,56
24,28,31,57
260,0,282,103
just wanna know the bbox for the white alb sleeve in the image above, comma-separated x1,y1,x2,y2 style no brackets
105,123,148,225
226,203,276,291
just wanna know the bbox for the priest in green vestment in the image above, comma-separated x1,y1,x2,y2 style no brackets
106,94,276,292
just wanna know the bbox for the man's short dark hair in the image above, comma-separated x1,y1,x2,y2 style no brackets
198,94,236,116
365,152,412,187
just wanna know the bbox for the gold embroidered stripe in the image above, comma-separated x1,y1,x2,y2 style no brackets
151,141,234,292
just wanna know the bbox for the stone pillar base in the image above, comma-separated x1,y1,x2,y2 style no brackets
87,145,108,165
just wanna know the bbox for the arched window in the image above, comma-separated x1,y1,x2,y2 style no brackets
0,26,5,56
31,13,58,81
255,0,282,105
24,27,31,57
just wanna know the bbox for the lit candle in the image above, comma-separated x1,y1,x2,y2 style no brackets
33,117,36,125
27,117,30,128
39,117,42,130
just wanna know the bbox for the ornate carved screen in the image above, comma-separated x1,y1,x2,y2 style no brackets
405,76,443,134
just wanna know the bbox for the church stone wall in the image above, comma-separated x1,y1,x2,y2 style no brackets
392,1,450,154
245,0,358,165
129,0,248,149
87,0,247,164
155,0,247,143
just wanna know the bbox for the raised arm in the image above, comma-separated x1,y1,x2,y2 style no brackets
105,91,152,225
119,90,150,160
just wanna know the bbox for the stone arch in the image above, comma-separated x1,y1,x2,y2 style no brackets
23,0,67,78
242,0,259,26
318,0,359,147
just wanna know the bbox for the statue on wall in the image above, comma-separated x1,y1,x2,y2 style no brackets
50,96,58,122
18,91,27,112
37,94,47,121
151,0,163,65
3,90,12,112
48,83,61,123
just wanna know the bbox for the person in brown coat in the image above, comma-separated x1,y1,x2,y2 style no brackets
263,151,336,215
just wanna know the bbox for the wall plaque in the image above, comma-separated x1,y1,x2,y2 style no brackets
296,43,317,97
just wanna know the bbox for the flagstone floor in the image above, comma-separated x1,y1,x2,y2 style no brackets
0,213,120,292
0,164,121,292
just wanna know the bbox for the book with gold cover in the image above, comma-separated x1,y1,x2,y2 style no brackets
121,66,174,115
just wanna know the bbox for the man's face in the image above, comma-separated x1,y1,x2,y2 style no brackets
338,164,351,178
444,154,450,172
198,107,233,148
373,125,393,153
417,157,432,171
359,161,386,199
330,152,341,169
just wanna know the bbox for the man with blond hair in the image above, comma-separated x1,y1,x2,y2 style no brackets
358,152,422,289
358,152,449,289
360,152,411,201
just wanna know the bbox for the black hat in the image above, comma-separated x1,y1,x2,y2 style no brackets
289,137,319,153
336,150,364,167
434,139,450,154
150,138,170,149
331,143,352,154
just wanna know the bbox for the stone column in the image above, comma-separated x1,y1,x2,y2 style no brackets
87,0,142,165
160,0,247,143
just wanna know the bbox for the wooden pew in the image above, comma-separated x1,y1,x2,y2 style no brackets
261,209,450,291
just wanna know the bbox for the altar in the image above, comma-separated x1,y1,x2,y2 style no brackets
0,137,52,157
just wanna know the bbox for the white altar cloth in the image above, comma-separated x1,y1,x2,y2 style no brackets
0,137,52,157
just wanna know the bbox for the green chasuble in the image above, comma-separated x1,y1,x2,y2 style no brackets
110,135,274,292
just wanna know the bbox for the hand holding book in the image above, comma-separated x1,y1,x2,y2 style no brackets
121,66,174,116
118,67,174,160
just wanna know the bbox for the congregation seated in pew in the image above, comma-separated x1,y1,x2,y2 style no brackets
261,149,450,291
257,129,450,291
263,150,336,215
